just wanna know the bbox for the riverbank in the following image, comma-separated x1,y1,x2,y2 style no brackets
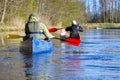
0,24,24,32
0,23,120,32
81,23,120,29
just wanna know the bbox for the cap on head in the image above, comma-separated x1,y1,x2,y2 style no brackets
29,13,36,19
72,20,77,25
28,13,39,22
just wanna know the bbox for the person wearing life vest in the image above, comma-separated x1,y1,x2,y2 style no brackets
23,14,55,41
65,20,83,39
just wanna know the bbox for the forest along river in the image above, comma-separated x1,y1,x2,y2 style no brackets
0,29,120,80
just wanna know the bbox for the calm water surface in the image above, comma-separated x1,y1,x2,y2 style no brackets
0,29,120,80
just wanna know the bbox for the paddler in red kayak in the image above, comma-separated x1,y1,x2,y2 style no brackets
65,20,83,39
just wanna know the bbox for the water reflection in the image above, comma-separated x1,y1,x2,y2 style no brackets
51,53,83,80
0,52,26,80
33,54,52,79
20,51,52,80
22,53,32,79
60,41,81,54
0,29,120,80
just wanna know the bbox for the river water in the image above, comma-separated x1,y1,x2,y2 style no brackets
0,29,120,80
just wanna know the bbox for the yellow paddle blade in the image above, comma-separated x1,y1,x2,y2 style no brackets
7,34,24,39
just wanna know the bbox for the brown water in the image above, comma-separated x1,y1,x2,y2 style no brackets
0,29,120,80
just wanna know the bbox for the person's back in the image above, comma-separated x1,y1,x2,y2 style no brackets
24,14,54,41
65,20,83,39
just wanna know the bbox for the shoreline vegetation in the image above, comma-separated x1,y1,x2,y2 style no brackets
0,23,120,32
1,0,120,32
82,23,120,29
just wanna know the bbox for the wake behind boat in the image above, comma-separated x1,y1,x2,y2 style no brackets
19,36,53,54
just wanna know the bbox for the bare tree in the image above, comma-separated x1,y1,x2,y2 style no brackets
0,0,7,23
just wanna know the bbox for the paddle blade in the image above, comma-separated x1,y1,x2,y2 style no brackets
48,28,63,32
7,34,23,39
65,38,80,46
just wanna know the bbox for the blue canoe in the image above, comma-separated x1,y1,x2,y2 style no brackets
20,36,53,54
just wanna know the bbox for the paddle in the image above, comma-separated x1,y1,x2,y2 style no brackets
7,34,80,46
7,34,24,39
48,28,63,32
7,28,63,39
54,37,80,46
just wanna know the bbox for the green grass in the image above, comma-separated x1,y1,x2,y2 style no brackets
100,24,115,29
81,23,120,29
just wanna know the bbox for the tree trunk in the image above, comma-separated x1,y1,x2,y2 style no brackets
0,0,7,23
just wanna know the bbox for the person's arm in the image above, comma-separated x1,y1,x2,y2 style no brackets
25,23,30,35
41,23,55,39
78,25,83,32
65,26,71,31
23,23,30,41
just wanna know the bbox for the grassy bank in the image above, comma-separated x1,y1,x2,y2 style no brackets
0,23,24,32
0,23,120,32
81,23,120,29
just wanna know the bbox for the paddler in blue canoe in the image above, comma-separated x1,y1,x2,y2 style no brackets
65,20,83,39
23,14,55,41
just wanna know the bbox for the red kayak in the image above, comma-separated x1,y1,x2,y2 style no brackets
65,38,80,46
